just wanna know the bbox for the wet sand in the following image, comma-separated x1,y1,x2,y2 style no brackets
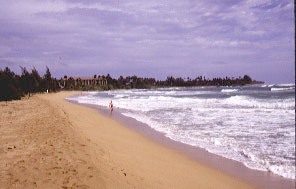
99,104,295,189
73,97,295,189
0,91,293,188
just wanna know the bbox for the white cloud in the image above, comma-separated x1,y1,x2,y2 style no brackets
0,0,294,82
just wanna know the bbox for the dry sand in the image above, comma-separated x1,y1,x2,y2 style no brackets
0,91,254,189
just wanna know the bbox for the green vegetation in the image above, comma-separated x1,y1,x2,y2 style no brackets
109,74,260,89
0,67,59,102
0,66,262,102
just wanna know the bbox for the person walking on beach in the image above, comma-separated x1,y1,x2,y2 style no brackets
109,100,114,115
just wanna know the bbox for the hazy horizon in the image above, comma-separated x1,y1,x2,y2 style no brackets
0,0,294,84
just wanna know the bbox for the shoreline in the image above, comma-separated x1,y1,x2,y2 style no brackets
67,93,295,189
1,91,294,188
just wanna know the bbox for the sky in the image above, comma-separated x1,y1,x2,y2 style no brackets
0,0,294,83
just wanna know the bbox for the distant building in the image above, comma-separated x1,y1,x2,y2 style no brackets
60,76,107,89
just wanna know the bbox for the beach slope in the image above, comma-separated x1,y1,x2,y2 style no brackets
0,91,253,188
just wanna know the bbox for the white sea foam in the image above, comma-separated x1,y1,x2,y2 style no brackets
222,95,294,110
69,86,295,179
221,89,238,93
276,83,295,87
271,87,295,91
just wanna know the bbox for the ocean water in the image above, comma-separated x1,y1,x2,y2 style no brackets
67,84,295,179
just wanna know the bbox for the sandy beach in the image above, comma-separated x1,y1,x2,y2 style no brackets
1,91,258,188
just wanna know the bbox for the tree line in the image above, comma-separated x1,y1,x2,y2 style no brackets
1,66,262,102
62,74,260,90
0,67,59,102
101,74,260,90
